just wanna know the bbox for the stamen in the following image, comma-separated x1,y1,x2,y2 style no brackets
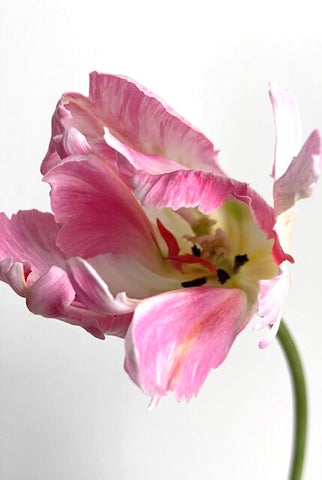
217,269,230,285
234,254,249,272
191,244,201,257
181,277,207,288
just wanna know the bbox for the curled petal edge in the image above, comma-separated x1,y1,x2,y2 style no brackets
65,257,140,315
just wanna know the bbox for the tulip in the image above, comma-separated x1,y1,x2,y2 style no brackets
0,74,320,401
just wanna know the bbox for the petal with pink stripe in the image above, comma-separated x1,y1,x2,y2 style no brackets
89,72,224,174
125,286,248,401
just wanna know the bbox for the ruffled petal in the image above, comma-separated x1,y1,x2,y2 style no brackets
103,126,186,175
269,83,303,180
124,287,248,401
133,169,291,264
65,257,139,315
44,156,160,267
0,210,65,282
26,264,132,339
42,73,225,176
269,84,322,216
41,92,103,174
256,265,291,348
61,127,92,156
273,129,322,216
92,312,133,339
89,72,224,174
0,258,28,296
26,266,75,318
0,210,133,339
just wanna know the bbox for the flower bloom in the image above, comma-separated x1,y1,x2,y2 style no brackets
0,74,320,401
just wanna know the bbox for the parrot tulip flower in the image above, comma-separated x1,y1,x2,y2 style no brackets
0,73,320,401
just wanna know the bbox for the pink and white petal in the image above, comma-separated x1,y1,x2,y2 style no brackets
26,266,76,318
61,127,92,157
0,258,28,296
42,148,63,176
59,92,104,137
0,210,66,282
44,156,160,266
124,287,249,401
273,129,322,216
44,87,127,175
134,169,291,264
256,265,291,348
46,129,91,165
89,72,225,174
66,257,140,315
25,265,131,339
42,74,224,176
103,127,186,174
65,304,133,339
58,128,118,169
258,317,282,350
42,100,77,174
93,311,133,339
269,83,303,180
88,253,182,299
134,170,236,212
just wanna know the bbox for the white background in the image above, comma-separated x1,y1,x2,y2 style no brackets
0,1,322,479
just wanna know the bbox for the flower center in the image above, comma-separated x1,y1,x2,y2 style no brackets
157,215,249,287
154,199,278,302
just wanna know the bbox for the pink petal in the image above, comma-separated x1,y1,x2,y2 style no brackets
258,317,282,349
0,210,133,339
89,72,224,174
61,127,92,156
26,264,133,339
256,265,291,348
269,83,302,180
273,129,322,216
124,287,248,401
0,258,28,296
134,170,236,211
42,95,127,184
0,210,66,282
133,169,291,264
26,266,75,318
41,93,103,174
66,257,139,315
103,127,186,175
59,308,133,340
42,73,225,176
44,156,160,266
93,311,133,339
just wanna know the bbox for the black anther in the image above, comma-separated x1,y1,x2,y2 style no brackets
181,277,207,288
191,244,201,257
217,269,230,285
234,254,249,271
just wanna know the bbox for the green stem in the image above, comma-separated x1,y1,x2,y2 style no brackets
277,319,308,480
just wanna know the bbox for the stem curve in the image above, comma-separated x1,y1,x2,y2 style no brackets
277,319,308,480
